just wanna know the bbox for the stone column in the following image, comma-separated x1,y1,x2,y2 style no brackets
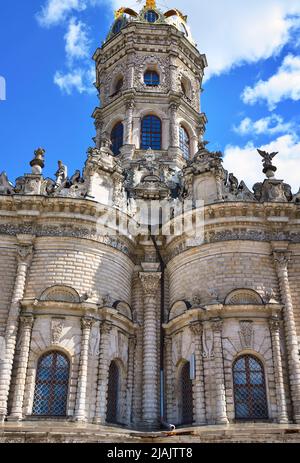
191,135,198,158
164,335,175,423
211,318,228,424
125,335,136,426
190,322,206,425
94,321,112,424
269,317,289,424
139,272,161,429
74,317,94,422
169,103,179,148
273,250,300,423
9,315,34,421
0,241,33,422
95,118,103,149
125,100,135,145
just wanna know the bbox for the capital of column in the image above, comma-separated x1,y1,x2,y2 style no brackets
126,99,135,111
190,321,203,336
211,318,223,333
19,315,34,330
273,251,292,270
100,320,112,335
269,316,281,333
170,102,179,113
139,272,161,295
81,317,94,331
17,245,33,265
129,334,137,350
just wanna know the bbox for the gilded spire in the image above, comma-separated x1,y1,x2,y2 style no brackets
145,0,156,8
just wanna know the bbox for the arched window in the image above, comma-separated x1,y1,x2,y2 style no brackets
144,10,158,23
115,77,123,94
141,115,162,150
106,360,120,424
179,126,190,159
144,70,160,87
112,19,123,35
233,355,268,420
32,351,69,417
111,122,124,155
179,362,193,425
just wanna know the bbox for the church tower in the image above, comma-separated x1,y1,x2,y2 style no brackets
89,0,207,204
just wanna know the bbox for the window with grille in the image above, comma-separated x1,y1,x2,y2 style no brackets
112,19,123,35
180,362,193,425
32,351,69,417
115,77,124,94
233,355,268,420
111,122,124,155
144,10,158,23
141,115,162,150
106,361,120,424
144,71,160,87
179,126,190,159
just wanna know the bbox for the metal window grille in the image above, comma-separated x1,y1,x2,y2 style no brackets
32,351,69,417
144,10,158,23
179,126,190,159
144,71,160,87
111,122,124,155
233,355,268,420
141,115,162,150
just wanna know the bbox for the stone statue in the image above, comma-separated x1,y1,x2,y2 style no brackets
257,149,278,178
0,172,14,195
228,173,239,193
55,160,68,187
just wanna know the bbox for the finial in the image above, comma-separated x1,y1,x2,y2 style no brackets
257,149,278,178
145,0,156,9
30,148,45,174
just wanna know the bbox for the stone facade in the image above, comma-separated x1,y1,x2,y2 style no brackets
0,0,300,442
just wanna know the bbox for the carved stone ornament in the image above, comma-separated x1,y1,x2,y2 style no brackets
269,316,281,332
139,272,162,295
190,322,202,336
273,251,292,269
202,325,214,358
239,321,254,349
17,245,33,264
81,317,94,331
89,325,100,357
51,319,64,345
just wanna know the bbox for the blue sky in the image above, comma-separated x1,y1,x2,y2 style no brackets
1,0,300,191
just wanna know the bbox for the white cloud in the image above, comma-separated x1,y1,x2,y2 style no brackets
37,0,88,27
54,66,95,94
242,54,300,109
111,0,300,79
65,17,90,62
233,114,294,137
224,134,300,193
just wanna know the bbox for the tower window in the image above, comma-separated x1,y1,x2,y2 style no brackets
144,10,159,23
115,77,124,94
233,355,268,420
112,19,123,35
106,360,120,424
111,122,124,155
144,70,160,87
179,126,190,160
179,362,193,425
32,351,69,417
141,115,162,150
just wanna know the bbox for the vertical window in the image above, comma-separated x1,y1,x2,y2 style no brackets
106,361,120,424
141,115,162,150
144,71,160,87
180,362,193,425
32,351,69,417
144,10,158,23
111,122,124,155
233,355,268,420
115,77,124,94
179,126,190,159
